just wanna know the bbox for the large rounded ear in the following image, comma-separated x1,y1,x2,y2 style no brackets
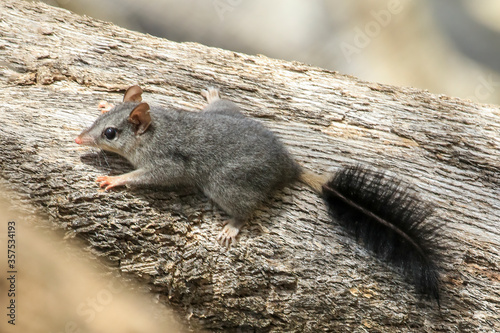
128,103,151,135
123,85,143,102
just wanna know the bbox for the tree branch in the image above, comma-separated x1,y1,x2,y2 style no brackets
0,1,498,331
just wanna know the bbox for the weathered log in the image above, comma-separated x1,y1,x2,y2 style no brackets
0,1,499,331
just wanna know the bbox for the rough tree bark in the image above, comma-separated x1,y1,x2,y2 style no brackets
0,1,499,332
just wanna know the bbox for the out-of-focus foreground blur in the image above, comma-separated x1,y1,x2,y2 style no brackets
0,186,185,333
39,0,500,105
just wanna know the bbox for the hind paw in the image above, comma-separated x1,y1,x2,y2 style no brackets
216,220,240,248
201,87,220,104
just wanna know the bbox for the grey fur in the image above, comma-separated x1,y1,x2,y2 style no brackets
77,87,445,297
78,90,301,230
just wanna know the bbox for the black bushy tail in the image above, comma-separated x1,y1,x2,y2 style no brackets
322,165,444,303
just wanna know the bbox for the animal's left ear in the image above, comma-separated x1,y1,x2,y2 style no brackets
128,103,151,135
123,85,143,102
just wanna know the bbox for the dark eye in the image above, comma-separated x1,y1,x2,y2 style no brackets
103,127,117,140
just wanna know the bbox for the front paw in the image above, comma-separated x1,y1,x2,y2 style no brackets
96,175,124,191
98,101,115,114
217,221,240,248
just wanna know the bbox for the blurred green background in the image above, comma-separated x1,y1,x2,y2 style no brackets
40,0,500,105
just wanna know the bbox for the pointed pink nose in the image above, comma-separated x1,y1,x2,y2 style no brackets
75,137,82,144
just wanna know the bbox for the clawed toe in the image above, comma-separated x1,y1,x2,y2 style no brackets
96,175,121,191
201,87,220,104
217,222,240,248
98,101,115,113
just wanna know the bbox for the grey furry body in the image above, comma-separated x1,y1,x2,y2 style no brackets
76,86,445,300
87,99,301,221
